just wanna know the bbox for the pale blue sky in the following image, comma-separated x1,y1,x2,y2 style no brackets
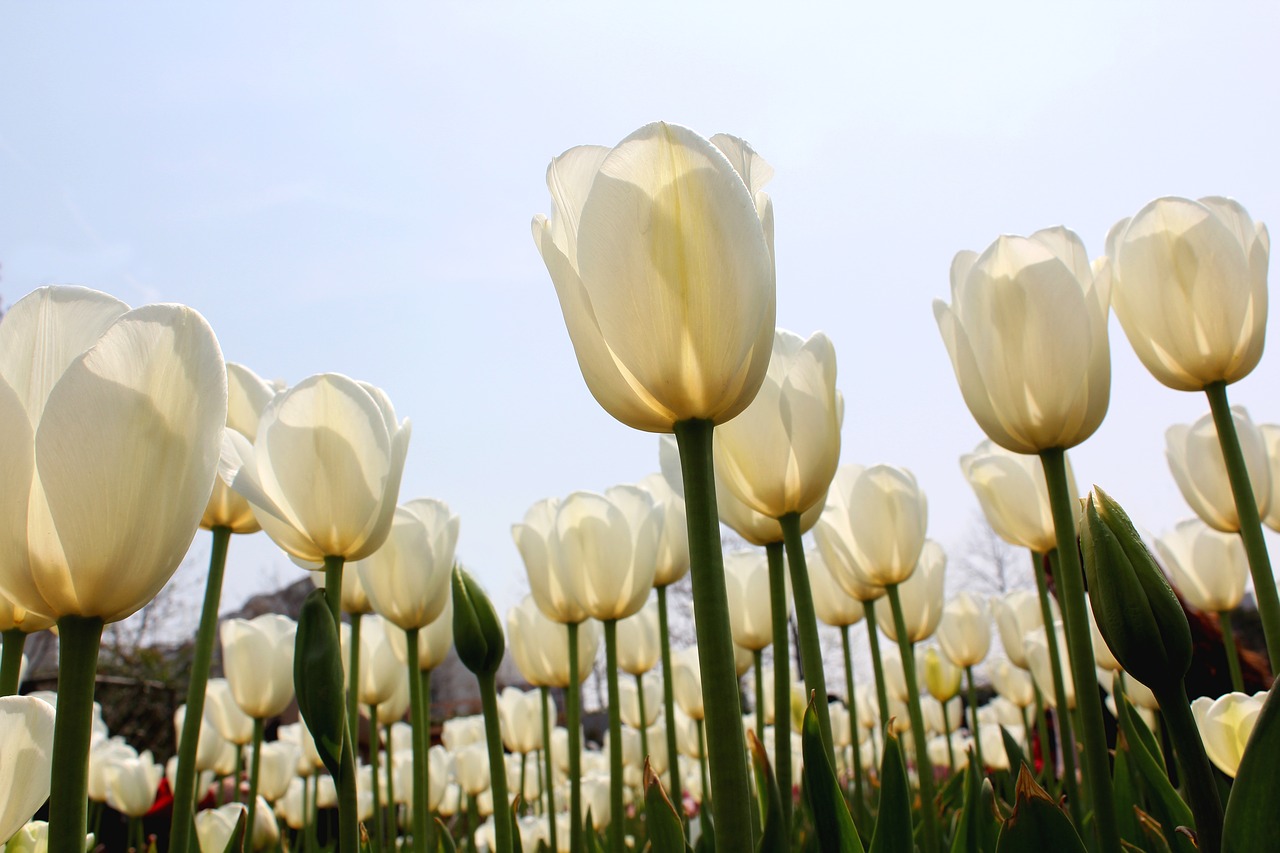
2,3,1278,639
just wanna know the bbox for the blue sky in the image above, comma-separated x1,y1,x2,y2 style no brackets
2,3,1278,640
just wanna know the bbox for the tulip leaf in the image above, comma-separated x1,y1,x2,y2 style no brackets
869,726,912,853
293,588,345,780
802,698,866,853
994,766,1086,853
433,818,457,853
951,750,1000,853
645,759,692,853
1113,684,1195,853
747,729,788,853
1133,807,1174,853
1000,726,1030,777
221,806,247,853
452,565,505,676
1111,731,1142,847
511,794,525,853
1222,678,1280,852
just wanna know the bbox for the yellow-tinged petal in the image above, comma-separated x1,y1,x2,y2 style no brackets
0,695,56,843
31,304,226,622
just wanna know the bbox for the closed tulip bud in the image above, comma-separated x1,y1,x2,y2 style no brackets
714,329,842,519
960,440,1077,554
221,613,297,719
256,740,299,802
992,590,1054,670
451,566,504,677
615,600,660,675
0,697,55,842
874,541,947,643
104,751,162,817
990,660,1036,709
671,647,704,721
0,286,227,623
639,473,690,588
807,547,864,627
1107,196,1269,391
387,594,453,673
1154,519,1249,613
204,678,254,745
820,464,928,589
923,646,963,703
203,364,275,534
1167,407,1270,532
195,803,245,853
937,592,992,669
1026,624,1074,709
355,498,458,630
936,229,1111,453
1081,488,1193,693
1191,690,1267,778
555,487,662,622
533,123,776,433
724,549,774,650
219,373,410,564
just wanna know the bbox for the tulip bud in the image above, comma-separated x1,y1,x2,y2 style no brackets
452,566,505,677
1080,488,1193,693
292,589,345,781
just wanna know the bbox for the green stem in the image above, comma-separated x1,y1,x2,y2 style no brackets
604,620,624,853
965,666,985,773
752,650,765,749
1206,380,1280,666
885,584,940,853
468,793,479,853
541,686,557,852
1040,448,1121,853
48,616,104,853
1218,610,1245,693
656,585,682,809
1153,683,1224,853
170,525,231,853
1038,549,1081,821
384,723,396,849
568,621,583,853
519,752,527,815
942,699,956,772
863,606,890,729
765,539,792,830
696,718,709,812
348,612,363,759
324,556,360,853
0,628,26,696
841,625,866,809
406,628,428,853
637,673,651,766
780,512,835,762
369,705,382,853
479,672,513,853
1032,685,1055,793
247,717,264,844
672,418,754,853
234,741,244,802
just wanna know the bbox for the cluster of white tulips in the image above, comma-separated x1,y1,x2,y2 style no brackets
0,118,1276,853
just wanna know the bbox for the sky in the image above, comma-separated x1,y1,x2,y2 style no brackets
2,3,1279,655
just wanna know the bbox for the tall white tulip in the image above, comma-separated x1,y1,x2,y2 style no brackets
615,602,660,676
937,593,992,669
960,441,1075,554
555,487,662,623
724,550,774,651
356,498,459,631
874,541,947,644
220,614,297,720
1167,408,1270,533
1155,520,1249,614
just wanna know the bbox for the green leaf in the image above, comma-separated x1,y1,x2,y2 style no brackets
1133,807,1174,853
951,750,1000,853
1222,678,1280,852
1111,731,1142,847
748,729,789,853
645,759,692,853
584,809,605,853
452,565,505,676
434,817,457,853
869,726,912,853
221,806,247,853
293,588,345,779
1113,684,1195,853
1000,726,1029,777
994,766,1086,853
512,793,525,853
801,697,866,853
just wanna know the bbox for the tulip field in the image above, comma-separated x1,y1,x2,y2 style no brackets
0,116,1278,853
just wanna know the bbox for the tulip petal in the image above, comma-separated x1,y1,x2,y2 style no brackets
0,695,56,842
0,378,36,613
32,304,226,622
575,121,775,425
0,286,129,426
